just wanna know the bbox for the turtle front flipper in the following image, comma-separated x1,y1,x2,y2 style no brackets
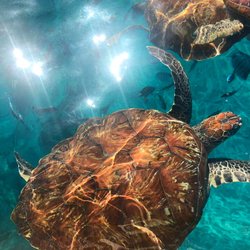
14,151,33,182
208,159,250,187
147,46,192,123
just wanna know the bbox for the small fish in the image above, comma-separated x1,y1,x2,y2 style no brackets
221,88,240,98
124,2,146,20
91,0,102,4
229,50,250,80
7,96,28,128
0,231,13,242
99,99,114,116
226,72,235,83
32,106,58,114
156,72,171,82
139,86,155,97
160,83,174,91
157,94,167,110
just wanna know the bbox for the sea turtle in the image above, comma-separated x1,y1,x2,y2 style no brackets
11,47,250,250
145,0,250,60
109,0,250,60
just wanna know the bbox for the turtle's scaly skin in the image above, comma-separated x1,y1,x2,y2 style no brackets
145,0,249,60
11,109,208,250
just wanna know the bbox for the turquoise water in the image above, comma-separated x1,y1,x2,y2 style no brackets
0,1,249,249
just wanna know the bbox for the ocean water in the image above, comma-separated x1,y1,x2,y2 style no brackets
0,1,249,249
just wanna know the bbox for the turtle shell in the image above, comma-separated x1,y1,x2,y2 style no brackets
11,109,208,250
224,0,250,20
145,0,248,60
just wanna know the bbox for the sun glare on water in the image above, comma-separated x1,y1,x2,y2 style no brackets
13,48,43,76
110,51,129,82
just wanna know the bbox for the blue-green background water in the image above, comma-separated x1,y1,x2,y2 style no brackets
0,1,249,249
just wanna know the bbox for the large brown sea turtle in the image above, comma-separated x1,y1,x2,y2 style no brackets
12,47,250,250
109,0,250,60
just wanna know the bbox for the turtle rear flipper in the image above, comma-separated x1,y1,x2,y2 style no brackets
208,159,250,187
14,151,33,182
147,46,192,123
193,19,243,45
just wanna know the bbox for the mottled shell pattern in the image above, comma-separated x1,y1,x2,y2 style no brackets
145,0,250,60
225,0,250,19
12,109,208,250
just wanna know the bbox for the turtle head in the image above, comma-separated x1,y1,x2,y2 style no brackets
193,112,242,153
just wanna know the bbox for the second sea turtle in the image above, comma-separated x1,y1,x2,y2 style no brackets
110,0,250,60
145,0,250,60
